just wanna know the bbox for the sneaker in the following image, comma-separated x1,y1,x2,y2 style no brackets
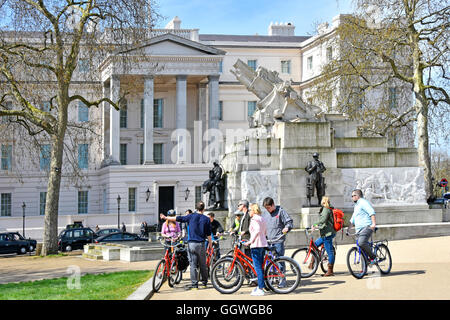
200,283,207,289
185,284,198,291
250,288,265,296
369,258,378,266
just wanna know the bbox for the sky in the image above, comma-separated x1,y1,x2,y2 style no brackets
156,0,355,36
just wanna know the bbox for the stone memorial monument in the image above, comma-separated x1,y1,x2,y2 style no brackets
221,59,432,229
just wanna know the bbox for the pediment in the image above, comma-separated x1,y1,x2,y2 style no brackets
117,33,225,57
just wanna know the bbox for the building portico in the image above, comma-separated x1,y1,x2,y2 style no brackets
100,33,225,166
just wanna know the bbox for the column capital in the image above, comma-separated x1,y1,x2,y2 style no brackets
143,75,154,81
176,75,188,81
208,75,220,82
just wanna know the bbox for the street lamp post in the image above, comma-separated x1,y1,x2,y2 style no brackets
117,195,121,229
22,202,26,237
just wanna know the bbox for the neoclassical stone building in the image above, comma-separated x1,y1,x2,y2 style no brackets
0,15,413,239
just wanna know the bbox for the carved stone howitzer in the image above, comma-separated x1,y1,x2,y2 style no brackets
230,59,324,129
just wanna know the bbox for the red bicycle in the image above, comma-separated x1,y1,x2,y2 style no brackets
291,228,337,278
152,237,187,292
210,234,301,294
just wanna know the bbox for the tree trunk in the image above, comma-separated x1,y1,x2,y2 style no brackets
41,91,68,256
41,133,65,255
415,91,433,201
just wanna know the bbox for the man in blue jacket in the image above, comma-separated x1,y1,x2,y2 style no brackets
160,201,212,290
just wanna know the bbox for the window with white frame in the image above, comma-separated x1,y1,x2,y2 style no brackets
78,144,88,169
120,100,127,128
247,101,257,119
219,101,223,121
78,59,90,73
120,144,127,165
195,186,202,204
154,99,163,128
39,191,47,215
1,193,12,216
78,191,88,214
128,187,136,212
1,144,12,171
307,56,313,70
78,102,89,122
154,143,163,164
40,144,51,171
326,46,333,62
247,60,257,71
389,87,397,109
281,60,291,74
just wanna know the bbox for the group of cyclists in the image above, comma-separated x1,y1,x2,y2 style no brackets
158,189,381,295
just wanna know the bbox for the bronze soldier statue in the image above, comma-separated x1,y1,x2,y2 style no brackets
202,161,225,210
305,152,326,207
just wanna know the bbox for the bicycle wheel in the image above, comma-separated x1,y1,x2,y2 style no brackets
168,260,182,287
291,247,318,278
319,246,336,274
374,243,392,274
152,259,167,292
346,247,367,279
211,256,245,294
265,256,301,294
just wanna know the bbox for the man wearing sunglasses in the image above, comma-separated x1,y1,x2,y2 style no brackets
349,189,377,264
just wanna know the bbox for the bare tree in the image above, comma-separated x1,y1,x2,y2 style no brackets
308,0,449,200
0,0,161,255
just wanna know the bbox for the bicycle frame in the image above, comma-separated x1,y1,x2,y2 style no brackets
302,229,326,264
225,240,283,281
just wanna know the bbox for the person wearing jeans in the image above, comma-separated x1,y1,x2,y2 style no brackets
263,197,294,287
349,189,377,263
311,196,336,276
244,203,268,296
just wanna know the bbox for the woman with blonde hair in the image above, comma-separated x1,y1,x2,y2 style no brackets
311,196,336,276
244,203,268,296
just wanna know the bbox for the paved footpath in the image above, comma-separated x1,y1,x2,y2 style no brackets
1,236,450,300
151,236,450,300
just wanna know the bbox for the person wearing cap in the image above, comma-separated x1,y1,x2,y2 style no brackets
161,209,181,245
160,201,212,290
229,210,243,234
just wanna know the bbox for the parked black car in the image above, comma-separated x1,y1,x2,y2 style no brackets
94,232,144,243
58,227,95,252
0,232,37,255
95,228,121,238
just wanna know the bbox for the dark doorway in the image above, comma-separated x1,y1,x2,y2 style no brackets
158,186,174,231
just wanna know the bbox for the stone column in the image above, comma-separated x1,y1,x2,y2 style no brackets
102,82,110,160
109,75,120,164
194,83,207,163
176,75,188,164
143,75,154,164
208,75,220,130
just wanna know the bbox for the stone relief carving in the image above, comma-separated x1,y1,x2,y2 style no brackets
241,170,279,205
342,167,427,206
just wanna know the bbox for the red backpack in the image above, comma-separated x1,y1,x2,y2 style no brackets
332,208,344,231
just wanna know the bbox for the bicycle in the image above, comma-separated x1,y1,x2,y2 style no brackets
290,227,337,278
152,237,187,292
197,235,223,281
210,234,301,294
345,227,392,279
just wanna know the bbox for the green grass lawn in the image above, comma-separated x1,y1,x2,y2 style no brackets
0,270,153,300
